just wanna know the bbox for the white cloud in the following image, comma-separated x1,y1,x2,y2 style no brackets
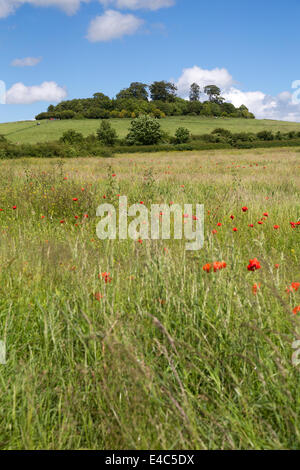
5,81,67,104
99,0,174,10
175,65,300,121
0,0,89,18
11,56,42,66
87,9,143,42
176,66,234,99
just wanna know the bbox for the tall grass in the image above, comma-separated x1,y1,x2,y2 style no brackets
0,148,299,449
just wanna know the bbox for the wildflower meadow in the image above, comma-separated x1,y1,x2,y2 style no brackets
0,146,299,450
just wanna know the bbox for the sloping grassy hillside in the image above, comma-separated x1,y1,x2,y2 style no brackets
1,117,300,144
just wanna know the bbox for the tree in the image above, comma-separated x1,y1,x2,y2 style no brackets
204,85,224,104
189,83,200,102
59,129,84,145
116,82,148,101
174,127,190,144
149,81,177,102
97,120,117,146
126,115,163,145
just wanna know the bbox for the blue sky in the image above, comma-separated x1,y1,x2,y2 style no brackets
1,0,300,122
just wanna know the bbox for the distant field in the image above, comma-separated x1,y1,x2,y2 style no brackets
1,116,300,144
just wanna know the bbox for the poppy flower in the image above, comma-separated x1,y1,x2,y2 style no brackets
138,239,143,244
12,206,17,210
230,215,235,220
233,227,238,232
212,229,217,235
248,224,254,228
83,214,88,218
247,258,261,271
293,306,300,315
60,220,65,224
99,272,112,284
242,207,248,212
258,221,263,225
263,212,269,217
203,263,211,273
252,283,261,295
275,264,280,269
273,225,280,230
72,198,78,202
94,292,103,301
217,222,222,227
286,282,300,294
213,261,227,272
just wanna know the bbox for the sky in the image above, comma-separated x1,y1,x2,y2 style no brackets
1,0,300,122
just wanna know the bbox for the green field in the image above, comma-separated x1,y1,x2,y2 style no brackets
1,116,300,144
0,147,299,449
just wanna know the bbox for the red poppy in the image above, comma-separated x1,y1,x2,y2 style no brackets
203,263,211,273
248,224,254,228
286,282,300,294
293,306,300,315
242,207,248,212
233,227,238,232
247,258,261,271
230,215,235,220
60,220,65,224
273,225,280,230
252,283,261,295
83,214,88,218
213,261,227,272
212,229,217,235
263,212,269,217
217,222,222,226
99,272,112,284
94,292,103,301
275,264,280,269
72,198,78,201
258,221,263,225
12,206,17,210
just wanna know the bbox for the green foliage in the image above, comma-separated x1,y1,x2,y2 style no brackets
59,129,84,145
149,81,177,102
96,120,117,146
257,130,274,141
174,127,190,144
126,115,163,145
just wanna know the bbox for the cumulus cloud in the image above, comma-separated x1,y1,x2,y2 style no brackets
86,9,143,42
5,81,67,104
176,66,234,99
98,0,174,10
0,0,89,18
11,56,42,67
175,65,300,121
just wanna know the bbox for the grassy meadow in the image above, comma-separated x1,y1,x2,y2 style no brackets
1,116,300,144
0,146,299,449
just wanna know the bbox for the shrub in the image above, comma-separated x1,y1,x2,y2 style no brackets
59,129,84,145
211,128,232,138
257,130,274,141
174,127,190,144
126,115,163,145
97,120,117,146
